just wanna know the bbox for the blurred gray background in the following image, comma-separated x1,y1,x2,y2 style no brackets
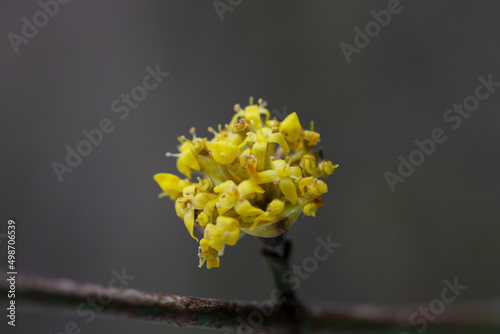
1,1,500,333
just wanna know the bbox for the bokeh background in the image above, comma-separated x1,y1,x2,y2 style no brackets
2,1,500,333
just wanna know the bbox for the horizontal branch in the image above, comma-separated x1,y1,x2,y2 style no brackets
1,270,499,333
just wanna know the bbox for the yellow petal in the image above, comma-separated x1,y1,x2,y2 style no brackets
206,257,220,269
216,192,237,216
224,229,240,246
279,178,297,204
180,149,201,172
271,159,287,169
153,173,182,199
212,140,239,164
199,198,218,226
238,132,256,149
251,141,267,170
214,180,237,193
234,199,265,216
243,105,263,128
177,158,192,179
215,216,240,246
182,185,197,199
183,207,198,241
191,193,217,210
207,232,225,252
299,177,314,195
268,133,290,156
279,112,302,142
244,105,259,112
256,170,277,184
237,179,265,197
216,216,239,230
204,198,218,214
276,165,291,178
290,166,302,178
174,198,185,217
226,132,243,146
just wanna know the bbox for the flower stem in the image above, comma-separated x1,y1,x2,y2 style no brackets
259,235,295,300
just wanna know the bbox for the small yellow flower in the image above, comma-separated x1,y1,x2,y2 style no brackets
174,184,199,241
153,173,185,200
303,130,320,146
238,128,289,170
154,98,338,268
169,140,201,179
299,177,328,197
300,155,317,176
257,159,302,204
198,239,220,269
204,216,240,251
230,98,270,130
319,161,339,176
213,180,264,217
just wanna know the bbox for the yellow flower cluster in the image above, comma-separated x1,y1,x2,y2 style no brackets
154,98,338,268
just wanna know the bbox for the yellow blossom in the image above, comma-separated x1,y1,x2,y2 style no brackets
319,161,339,176
303,130,320,146
198,239,220,269
155,98,338,268
154,173,187,200
299,177,328,197
238,127,289,170
257,159,302,204
230,98,270,129
170,141,201,179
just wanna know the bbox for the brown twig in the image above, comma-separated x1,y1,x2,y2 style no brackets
1,270,500,333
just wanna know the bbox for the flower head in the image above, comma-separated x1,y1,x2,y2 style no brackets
154,98,338,268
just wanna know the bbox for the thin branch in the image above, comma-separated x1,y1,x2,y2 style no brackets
1,270,500,333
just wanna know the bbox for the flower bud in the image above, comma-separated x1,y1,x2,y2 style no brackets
300,155,317,176
303,130,320,146
279,112,302,142
320,161,338,176
212,140,239,164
